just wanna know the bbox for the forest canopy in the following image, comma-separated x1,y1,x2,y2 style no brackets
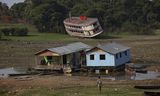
1,0,160,35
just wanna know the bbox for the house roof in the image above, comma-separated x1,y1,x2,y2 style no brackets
97,43,130,54
35,42,91,56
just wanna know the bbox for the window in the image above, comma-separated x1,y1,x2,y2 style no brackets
116,54,118,59
93,22,97,26
100,54,105,60
90,54,94,60
120,53,122,58
124,51,127,56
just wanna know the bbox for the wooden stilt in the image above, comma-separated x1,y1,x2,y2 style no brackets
35,56,38,65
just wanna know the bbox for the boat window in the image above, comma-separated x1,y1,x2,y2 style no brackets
90,54,94,60
93,22,97,26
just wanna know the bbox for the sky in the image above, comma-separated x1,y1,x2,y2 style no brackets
0,0,25,8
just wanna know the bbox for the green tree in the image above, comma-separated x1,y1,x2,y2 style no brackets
10,3,27,19
10,0,160,35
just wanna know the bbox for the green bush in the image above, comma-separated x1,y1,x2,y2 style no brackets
0,27,28,36
0,31,2,39
10,28,15,36
14,27,28,36
1,28,11,36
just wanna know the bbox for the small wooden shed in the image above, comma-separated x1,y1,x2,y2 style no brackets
35,42,91,71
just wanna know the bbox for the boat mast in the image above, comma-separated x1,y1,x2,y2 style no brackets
69,12,72,21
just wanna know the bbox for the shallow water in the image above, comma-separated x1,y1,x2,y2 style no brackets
72,70,160,80
0,67,27,78
133,71,160,80
0,67,160,80
102,71,160,80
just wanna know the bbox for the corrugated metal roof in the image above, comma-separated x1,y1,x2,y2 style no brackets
40,42,91,55
97,43,130,54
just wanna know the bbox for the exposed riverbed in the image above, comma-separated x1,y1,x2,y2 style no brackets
0,67,159,80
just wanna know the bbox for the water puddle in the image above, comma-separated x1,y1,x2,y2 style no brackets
133,71,160,80
0,67,27,78
0,67,159,80
102,71,160,80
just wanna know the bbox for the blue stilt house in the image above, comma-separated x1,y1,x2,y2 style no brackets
86,43,131,68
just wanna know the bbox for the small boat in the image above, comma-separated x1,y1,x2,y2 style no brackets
144,91,160,96
126,63,147,69
63,16,103,38
134,85,160,89
135,69,147,73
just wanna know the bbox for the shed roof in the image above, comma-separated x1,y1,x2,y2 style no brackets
97,43,130,54
85,43,130,55
35,42,91,56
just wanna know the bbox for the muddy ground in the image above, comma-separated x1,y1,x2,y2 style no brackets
0,35,160,69
0,75,160,95
0,35,160,95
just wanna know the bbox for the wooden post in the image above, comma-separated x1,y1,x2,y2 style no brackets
35,56,38,65
61,55,63,68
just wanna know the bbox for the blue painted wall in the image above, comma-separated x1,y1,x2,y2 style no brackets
86,51,115,66
86,49,131,67
115,50,131,66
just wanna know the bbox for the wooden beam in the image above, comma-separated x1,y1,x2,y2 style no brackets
61,55,63,68
35,56,38,65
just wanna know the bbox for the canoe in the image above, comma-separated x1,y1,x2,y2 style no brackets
144,91,160,96
134,85,160,89
135,69,147,73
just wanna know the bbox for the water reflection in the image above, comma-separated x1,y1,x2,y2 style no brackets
0,67,27,78
134,71,160,80
0,67,160,80
102,71,160,80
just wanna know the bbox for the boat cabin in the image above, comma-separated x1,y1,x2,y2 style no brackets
63,16,103,38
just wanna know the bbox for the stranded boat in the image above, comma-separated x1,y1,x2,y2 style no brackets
63,16,103,38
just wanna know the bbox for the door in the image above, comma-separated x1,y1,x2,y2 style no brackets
63,55,67,65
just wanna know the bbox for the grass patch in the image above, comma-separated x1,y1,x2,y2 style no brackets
0,88,8,96
1,23,160,41
0,23,78,41
3,32,77,41
155,29,160,35
17,85,143,96
0,23,37,33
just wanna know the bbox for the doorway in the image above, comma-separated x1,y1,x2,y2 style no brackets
63,55,67,65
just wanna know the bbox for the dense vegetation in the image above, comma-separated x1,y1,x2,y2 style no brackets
1,0,160,35
0,27,28,36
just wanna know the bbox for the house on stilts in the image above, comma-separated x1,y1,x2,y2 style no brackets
35,42,91,73
86,43,131,73
35,42,131,73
